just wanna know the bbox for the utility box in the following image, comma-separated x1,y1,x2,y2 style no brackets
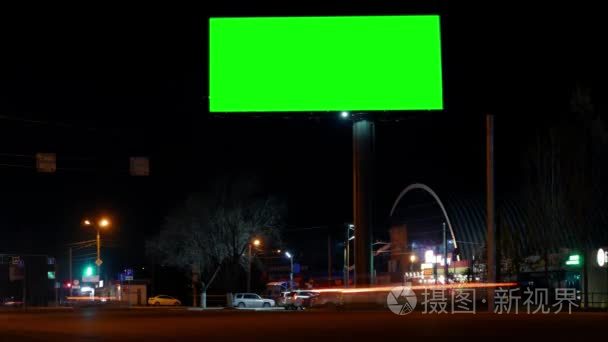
112,283,147,306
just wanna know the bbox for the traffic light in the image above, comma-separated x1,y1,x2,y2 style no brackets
83,265,94,277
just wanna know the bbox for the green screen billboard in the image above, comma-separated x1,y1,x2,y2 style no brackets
209,15,443,113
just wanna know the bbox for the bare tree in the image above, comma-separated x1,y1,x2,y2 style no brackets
147,177,284,306
523,83,606,298
498,223,525,280
523,126,566,288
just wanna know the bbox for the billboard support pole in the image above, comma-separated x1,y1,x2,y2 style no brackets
353,113,374,286
69,247,73,297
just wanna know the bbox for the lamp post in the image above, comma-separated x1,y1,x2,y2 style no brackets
285,252,293,290
247,239,261,293
83,218,110,276
344,224,354,288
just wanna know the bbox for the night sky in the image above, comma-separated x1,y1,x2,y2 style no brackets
0,2,605,280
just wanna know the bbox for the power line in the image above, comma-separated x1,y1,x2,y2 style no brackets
0,163,32,169
0,153,33,158
284,225,329,231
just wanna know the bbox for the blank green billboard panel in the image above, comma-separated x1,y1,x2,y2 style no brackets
209,15,443,112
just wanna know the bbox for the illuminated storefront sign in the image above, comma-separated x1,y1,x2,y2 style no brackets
597,248,607,267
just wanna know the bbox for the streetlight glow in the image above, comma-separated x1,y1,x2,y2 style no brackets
99,218,110,228
253,239,261,247
285,251,292,259
410,254,417,263
340,111,350,118
83,219,91,226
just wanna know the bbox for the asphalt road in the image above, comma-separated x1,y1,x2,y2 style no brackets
1,307,607,340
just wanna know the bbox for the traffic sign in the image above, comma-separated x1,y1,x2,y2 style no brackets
83,275,100,283
11,256,21,265
130,157,150,176
36,153,56,173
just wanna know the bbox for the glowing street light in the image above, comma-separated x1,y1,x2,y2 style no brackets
83,217,111,274
340,111,350,118
247,238,261,292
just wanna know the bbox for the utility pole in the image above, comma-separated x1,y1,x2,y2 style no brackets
327,235,332,286
289,256,294,290
353,113,375,286
345,225,350,288
443,222,448,283
486,114,496,312
55,261,59,306
68,247,73,296
22,259,26,310
343,241,347,288
247,243,252,293
96,227,101,275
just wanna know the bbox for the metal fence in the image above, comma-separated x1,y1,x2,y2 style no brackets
583,292,608,309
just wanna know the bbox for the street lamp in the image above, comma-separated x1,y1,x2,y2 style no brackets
83,217,110,276
285,252,294,290
345,224,354,288
247,238,261,292
410,254,417,273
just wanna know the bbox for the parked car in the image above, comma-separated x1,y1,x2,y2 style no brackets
147,295,181,306
284,290,319,310
2,297,24,307
233,293,275,308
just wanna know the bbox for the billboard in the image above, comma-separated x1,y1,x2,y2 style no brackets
209,15,443,113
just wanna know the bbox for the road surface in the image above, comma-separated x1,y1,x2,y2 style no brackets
1,307,607,340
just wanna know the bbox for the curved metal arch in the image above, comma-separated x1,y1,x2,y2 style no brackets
389,183,458,251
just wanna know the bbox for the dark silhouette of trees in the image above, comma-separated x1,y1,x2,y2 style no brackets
147,176,284,305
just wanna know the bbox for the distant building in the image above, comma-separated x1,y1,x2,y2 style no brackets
0,254,56,306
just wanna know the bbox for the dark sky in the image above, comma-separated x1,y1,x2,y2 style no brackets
0,2,605,277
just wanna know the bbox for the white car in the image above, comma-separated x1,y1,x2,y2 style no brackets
148,295,181,306
233,293,275,308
